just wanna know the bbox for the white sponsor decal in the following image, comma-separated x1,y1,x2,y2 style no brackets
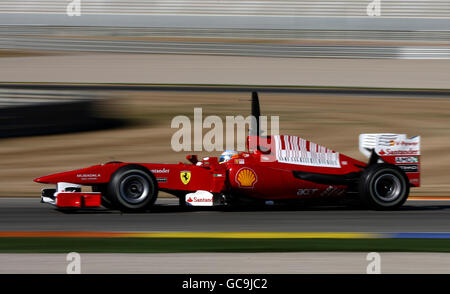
185,190,214,207
395,156,419,164
151,168,170,173
396,142,418,147
187,197,212,203
379,149,419,155
77,173,100,178
375,135,420,156
235,159,245,165
274,135,341,168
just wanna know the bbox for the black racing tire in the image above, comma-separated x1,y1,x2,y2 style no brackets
101,197,115,209
106,165,158,212
178,195,187,207
92,184,115,209
359,163,409,210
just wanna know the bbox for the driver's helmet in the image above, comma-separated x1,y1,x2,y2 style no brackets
219,150,238,164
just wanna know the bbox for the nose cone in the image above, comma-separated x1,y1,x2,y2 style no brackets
33,164,105,184
33,170,76,184
34,174,56,184
34,177,44,183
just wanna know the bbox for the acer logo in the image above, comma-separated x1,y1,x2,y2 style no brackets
398,165,419,173
297,189,318,196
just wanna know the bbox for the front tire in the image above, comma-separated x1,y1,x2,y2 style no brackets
106,165,158,212
359,163,409,210
92,184,114,209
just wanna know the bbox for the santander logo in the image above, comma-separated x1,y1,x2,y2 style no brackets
378,148,418,156
188,197,212,203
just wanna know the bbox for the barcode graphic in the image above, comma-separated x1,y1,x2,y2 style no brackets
274,135,341,168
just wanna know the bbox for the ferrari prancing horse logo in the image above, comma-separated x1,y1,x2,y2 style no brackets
180,171,191,185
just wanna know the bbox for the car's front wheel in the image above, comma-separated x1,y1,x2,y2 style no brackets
106,165,158,212
359,163,409,210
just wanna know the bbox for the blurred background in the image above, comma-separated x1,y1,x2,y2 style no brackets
0,0,449,197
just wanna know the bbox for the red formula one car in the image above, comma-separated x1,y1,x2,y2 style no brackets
35,92,420,211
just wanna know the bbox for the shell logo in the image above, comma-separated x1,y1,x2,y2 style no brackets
235,168,257,188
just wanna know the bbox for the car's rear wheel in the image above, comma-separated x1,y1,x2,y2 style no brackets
106,165,158,212
359,163,409,210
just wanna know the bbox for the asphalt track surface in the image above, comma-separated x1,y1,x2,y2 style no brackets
0,198,449,232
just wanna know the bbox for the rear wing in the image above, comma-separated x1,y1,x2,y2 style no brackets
359,134,421,187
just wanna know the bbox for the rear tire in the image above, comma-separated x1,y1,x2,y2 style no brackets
359,163,409,210
106,165,158,212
